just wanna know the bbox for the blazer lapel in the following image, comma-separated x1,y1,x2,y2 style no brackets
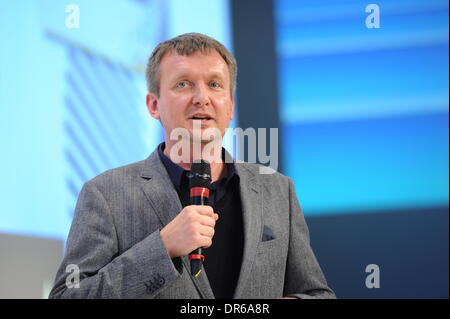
233,164,263,298
139,150,215,299
140,151,180,226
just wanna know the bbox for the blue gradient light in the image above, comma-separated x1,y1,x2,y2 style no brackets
276,0,449,215
0,0,232,240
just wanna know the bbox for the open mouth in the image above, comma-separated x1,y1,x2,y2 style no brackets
190,116,213,121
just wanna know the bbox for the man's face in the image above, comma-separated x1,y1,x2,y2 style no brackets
146,49,234,145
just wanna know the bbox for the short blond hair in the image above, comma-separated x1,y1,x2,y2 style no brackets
146,33,237,97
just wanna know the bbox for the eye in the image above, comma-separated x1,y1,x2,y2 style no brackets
176,81,188,88
210,81,221,89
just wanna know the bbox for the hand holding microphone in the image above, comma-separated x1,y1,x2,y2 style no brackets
160,205,218,258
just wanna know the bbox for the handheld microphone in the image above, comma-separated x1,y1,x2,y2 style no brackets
187,160,211,278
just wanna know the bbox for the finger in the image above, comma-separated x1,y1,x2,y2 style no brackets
199,225,215,237
195,206,214,217
199,215,216,227
200,236,213,248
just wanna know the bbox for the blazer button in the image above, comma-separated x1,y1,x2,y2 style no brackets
145,274,165,294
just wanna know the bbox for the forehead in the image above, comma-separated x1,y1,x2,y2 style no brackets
159,49,229,80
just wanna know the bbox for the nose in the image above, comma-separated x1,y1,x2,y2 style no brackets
192,83,210,107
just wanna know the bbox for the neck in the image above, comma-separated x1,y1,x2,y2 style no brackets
164,140,227,183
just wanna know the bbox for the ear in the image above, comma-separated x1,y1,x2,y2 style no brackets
146,93,160,120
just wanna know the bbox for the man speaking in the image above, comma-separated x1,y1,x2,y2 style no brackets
49,33,335,299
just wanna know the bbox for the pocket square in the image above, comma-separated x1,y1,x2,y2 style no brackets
262,225,276,242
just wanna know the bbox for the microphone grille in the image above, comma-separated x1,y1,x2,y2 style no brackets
188,160,211,188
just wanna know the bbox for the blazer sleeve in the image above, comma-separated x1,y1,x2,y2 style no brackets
283,177,336,299
48,181,182,299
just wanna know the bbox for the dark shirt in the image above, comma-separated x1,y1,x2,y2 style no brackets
157,143,244,299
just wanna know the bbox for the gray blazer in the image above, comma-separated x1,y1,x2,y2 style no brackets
49,149,335,299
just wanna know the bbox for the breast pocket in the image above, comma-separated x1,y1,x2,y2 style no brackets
257,238,281,254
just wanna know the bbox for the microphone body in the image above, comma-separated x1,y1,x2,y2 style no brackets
188,160,211,277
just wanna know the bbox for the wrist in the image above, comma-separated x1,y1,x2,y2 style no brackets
160,228,175,258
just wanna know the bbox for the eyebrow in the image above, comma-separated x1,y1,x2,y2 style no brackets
171,71,227,82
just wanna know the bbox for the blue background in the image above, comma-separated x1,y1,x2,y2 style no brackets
277,0,448,215
0,0,233,240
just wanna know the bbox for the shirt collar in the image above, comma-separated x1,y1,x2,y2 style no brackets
157,142,238,191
